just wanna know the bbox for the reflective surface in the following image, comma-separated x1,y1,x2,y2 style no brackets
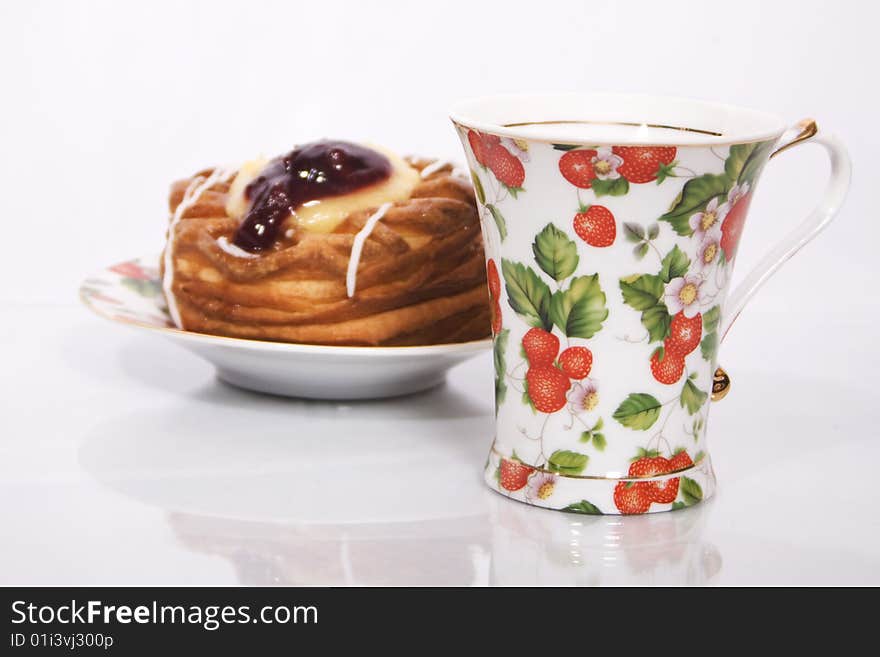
2,306,879,585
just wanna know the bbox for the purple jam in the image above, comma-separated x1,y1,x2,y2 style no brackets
232,140,393,252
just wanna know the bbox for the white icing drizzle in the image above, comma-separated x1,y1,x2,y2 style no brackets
216,235,258,259
419,159,452,178
163,167,236,328
345,202,393,298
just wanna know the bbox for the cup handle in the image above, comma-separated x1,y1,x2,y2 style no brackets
711,119,852,401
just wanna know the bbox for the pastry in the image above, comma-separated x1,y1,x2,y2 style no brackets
160,140,490,346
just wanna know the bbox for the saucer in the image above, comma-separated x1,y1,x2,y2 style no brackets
80,256,491,399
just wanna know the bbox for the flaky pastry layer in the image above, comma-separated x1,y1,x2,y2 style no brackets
160,159,490,346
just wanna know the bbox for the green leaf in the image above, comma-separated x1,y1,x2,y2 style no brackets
659,173,731,236
548,450,589,475
623,222,645,243
532,223,579,282
724,143,756,181
592,432,607,451
680,477,703,505
470,169,485,205
613,393,662,430
620,274,670,343
594,417,603,430
552,143,579,151
486,204,508,241
671,501,687,510
592,177,630,197
633,243,649,260
659,245,691,283
501,260,552,330
647,223,660,240
702,305,721,334
656,161,677,184
563,500,603,515
549,274,608,339
493,329,509,412
619,274,663,311
694,450,706,463
700,331,718,363
726,140,773,186
739,143,773,185
642,303,671,343
121,278,161,298
579,431,592,443
680,379,708,415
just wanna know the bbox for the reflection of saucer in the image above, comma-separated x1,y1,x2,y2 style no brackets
78,382,494,525
79,256,491,399
168,512,491,586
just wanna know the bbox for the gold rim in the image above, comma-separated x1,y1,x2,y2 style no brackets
451,119,784,148
502,118,723,137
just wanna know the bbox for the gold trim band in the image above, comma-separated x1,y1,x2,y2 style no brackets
491,447,704,481
502,118,724,137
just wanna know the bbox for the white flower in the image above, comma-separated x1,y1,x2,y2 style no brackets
696,228,723,270
664,274,706,317
590,147,623,180
500,137,530,162
727,181,750,206
527,472,558,501
689,197,730,237
568,380,599,415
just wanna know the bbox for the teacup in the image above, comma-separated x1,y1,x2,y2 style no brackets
451,93,850,514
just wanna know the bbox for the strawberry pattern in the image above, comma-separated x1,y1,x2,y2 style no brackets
458,123,775,514
80,257,172,329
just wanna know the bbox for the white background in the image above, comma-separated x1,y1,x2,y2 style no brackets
1,0,879,585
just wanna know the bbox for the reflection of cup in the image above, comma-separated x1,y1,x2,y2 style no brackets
488,495,721,586
451,93,850,514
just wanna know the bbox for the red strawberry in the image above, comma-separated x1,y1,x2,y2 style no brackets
613,481,652,514
629,456,679,504
486,259,501,299
650,477,680,504
487,144,525,188
558,346,593,379
613,146,677,183
666,312,702,356
721,192,752,261
526,365,571,413
573,205,616,247
499,458,534,491
628,455,667,478
521,328,559,366
650,348,685,385
467,130,489,167
558,149,598,188
490,298,502,334
110,262,151,280
669,450,694,472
